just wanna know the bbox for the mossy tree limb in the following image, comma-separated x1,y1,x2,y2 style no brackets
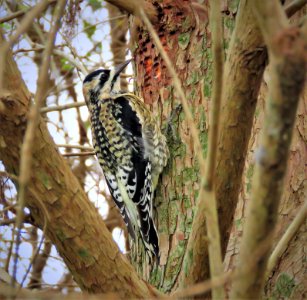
180,0,225,298
179,0,268,289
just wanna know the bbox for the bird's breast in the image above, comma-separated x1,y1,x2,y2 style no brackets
90,102,132,171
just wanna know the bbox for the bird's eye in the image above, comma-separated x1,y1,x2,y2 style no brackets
99,72,109,85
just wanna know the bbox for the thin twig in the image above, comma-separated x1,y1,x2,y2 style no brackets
40,101,86,113
285,0,307,17
61,151,96,157
57,144,94,151
13,47,44,54
0,10,26,24
0,214,33,226
0,0,50,93
105,0,158,23
12,0,67,287
266,201,307,277
20,234,45,289
189,1,225,299
0,171,19,182
175,231,275,298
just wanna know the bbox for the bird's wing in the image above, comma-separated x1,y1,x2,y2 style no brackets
111,95,149,205
111,95,158,248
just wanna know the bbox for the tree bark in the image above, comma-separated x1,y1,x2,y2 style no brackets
230,1,306,298
215,0,267,257
128,0,212,290
224,3,307,299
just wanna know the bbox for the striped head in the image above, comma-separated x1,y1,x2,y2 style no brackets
82,59,132,109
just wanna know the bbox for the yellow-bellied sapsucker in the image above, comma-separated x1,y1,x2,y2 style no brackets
82,59,168,258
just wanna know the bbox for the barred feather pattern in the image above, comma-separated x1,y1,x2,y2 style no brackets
88,92,168,258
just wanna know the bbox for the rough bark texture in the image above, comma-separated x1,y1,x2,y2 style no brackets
266,93,307,300
129,0,211,291
0,32,156,298
215,0,267,258
225,72,307,300
225,2,307,298
230,6,306,293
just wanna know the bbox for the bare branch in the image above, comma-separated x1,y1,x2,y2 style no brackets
285,0,307,17
57,144,94,151
105,0,158,23
62,151,96,157
267,202,307,278
205,1,224,189
230,1,306,298
214,0,268,260
40,101,86,113
0,10,26,24
0,0,50,92
183,0,225,299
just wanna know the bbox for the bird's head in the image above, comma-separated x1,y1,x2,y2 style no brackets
83,59,132,107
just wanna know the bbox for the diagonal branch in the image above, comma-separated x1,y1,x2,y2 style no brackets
266,201,307,278
0,21,159,300
285,0,307,17
230,1,306,298
104,0,158,23
0,0,50,92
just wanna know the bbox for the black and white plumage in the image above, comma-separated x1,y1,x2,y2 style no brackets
82,60,168,258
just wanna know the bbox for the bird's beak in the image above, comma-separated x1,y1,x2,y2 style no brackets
114,59,133,77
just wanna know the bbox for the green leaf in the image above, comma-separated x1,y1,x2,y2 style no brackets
88,0,102,10
60,58,73,72
0,23,12,31
83,20,96,39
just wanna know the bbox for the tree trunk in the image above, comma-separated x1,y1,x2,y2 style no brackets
129,0,213,290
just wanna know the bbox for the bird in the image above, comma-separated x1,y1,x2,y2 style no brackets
82,59,168,258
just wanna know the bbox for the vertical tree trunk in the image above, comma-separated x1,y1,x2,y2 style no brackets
129,0,212,290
